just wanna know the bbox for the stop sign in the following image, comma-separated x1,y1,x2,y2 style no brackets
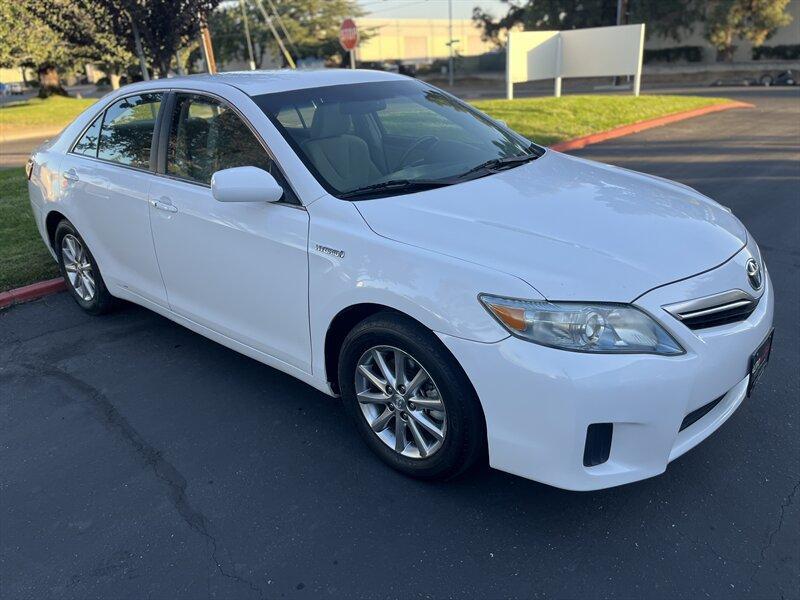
339,18,359,52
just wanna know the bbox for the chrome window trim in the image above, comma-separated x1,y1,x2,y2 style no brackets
65,85,305,209
162,87,303,206
68,89,168,176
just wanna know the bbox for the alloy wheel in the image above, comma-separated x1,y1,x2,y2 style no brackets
61,234,96,302
354,345,447,459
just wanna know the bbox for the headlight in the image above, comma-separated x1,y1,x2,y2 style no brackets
479,295,684,355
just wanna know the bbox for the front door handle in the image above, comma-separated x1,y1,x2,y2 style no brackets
151,197,178,213
63,168,79,182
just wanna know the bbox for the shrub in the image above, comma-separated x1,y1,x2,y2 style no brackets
752,44,800,60
644,46,703,64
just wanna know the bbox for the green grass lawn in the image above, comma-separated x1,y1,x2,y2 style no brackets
0,168,59,292
471,95,732,145
0,96,97,137
0,94,735,293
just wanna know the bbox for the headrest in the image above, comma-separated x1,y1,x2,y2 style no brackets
309,103,351,138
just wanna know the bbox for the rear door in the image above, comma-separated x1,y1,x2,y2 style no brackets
147,91,311,372
58,92,168,306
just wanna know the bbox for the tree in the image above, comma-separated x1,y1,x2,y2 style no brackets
209,0,364,69
704,0,793,62
117,0,222,76
32,0,135,89
473,0,702,44
0,1,77,97
34,0,221,79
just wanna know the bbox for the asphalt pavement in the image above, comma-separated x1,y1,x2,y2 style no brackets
1,87,798,599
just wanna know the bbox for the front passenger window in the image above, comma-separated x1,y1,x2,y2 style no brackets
97,93,162,169
166,94,297,203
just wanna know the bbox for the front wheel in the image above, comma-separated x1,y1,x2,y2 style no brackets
338,312,486,480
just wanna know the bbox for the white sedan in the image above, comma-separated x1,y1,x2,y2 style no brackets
27,70,774,490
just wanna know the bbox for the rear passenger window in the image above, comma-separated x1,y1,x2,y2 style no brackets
166,93,298,203
97,93,162,169
73,114,102,156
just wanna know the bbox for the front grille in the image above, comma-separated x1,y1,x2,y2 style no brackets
679,395,724,431
663,290,759,331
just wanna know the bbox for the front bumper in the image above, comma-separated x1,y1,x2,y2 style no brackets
439,251,774,491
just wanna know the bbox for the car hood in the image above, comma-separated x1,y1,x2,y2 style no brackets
354,151,747,301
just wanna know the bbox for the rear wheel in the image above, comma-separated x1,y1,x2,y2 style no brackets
339,312,486,480
55,220,114,315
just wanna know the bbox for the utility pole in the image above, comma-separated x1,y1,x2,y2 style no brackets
616,0,628,26
131,21,150,81
240,0,257,70
254,0,296,69
199,15,217,74
447,0,454,86
265,0,299,58
614,0,628,87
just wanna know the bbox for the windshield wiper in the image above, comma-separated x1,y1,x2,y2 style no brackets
455,153,540,181
339,179,453,199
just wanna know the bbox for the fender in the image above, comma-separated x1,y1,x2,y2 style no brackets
306,195,542,383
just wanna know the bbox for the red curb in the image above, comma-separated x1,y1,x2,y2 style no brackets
0,278,65,309
0,100,755,309
550,101,755,152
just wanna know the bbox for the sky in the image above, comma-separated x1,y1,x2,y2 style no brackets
357,0,508,20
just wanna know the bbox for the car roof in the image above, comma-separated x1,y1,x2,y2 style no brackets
126,69,406,97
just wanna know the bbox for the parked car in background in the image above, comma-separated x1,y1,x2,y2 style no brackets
8,82,25,95
759,70,796,86
26,70,774,490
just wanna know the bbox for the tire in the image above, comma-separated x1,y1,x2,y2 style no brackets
54,219,114,315
338,312,486,480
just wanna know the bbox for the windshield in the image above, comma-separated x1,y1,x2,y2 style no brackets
252,80,540,199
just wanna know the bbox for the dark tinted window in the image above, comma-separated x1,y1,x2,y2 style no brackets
97,93,162,169
166,93,297,203
73,114,102,156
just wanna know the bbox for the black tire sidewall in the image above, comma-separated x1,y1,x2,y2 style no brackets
54,220,113,315
339,313,485,480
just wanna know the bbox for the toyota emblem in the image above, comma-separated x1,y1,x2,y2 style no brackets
746,258,762,290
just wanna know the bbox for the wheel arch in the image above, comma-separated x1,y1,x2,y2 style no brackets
324,303,402,394
323,302,484,420
45,210,68,251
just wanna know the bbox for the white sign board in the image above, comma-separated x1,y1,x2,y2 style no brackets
506,24,645,99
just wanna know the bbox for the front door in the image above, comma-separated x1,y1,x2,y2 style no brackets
148,92,311,372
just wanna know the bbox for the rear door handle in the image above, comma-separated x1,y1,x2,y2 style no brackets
151,197,178,213
63,168,79,182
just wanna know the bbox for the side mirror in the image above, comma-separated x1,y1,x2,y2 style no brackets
496,119,508,129
211,166,284,203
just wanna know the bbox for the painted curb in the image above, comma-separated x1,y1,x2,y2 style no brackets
0,100,755,310
0,278,65,309
550,101,755,152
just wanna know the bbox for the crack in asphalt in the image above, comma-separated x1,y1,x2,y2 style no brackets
759,478,799,562
8,358,266,600
748,477,800,592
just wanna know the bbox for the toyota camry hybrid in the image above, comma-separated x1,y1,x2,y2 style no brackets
26,70,774,490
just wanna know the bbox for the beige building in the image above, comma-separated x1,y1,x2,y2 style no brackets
646,0,800,63
357,18,497,63
357,3,798,66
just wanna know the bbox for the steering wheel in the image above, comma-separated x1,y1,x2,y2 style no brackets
398,135,440,168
